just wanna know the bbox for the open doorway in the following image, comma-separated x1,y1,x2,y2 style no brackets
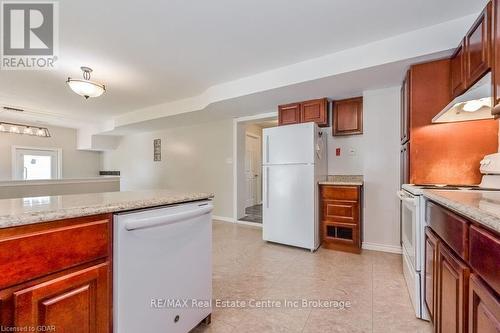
234,114,278,225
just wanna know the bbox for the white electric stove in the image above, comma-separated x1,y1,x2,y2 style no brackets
398,152,500,321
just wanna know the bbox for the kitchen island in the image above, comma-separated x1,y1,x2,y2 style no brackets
0,189,214,333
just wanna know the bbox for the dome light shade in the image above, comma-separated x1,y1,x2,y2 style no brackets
67,67,106,99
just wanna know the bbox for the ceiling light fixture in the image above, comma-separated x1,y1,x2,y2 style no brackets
0,122,50,137
66,66,106,99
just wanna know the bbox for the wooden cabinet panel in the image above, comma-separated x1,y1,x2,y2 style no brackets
451,39,467,99
322,200,359,225
466,2,492,87
400,142,410,186
436,243,470,333
333,97,363,136
469,225,500,295
13,263,110,333
320,185,362,254
469,274,500,333
493,0,500,116
0,215,111,289
300,98,329,127
320,185,359,201
427,201,469,260
425,227,439,322
278,103,301,126
401,71,410,144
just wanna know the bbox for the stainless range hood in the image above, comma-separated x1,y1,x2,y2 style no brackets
432,72,494,123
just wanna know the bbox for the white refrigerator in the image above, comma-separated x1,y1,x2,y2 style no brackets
262,122,327,251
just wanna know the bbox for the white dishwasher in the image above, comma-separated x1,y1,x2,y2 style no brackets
113,200,213,333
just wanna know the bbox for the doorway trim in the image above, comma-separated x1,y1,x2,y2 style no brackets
11,145,63,180
232,111,277,223
244,132,261,208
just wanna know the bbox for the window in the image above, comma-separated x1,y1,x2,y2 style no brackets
12,147,62,180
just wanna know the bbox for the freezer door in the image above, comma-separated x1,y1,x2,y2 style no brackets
263,123,316,165
263,164,316,250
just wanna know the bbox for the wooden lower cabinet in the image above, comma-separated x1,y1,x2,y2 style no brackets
436,243,470,333
426,201,500,333
320,185,362,253
469,274,500,333
425,227,439,322
13,263,110,333
0,214,112,333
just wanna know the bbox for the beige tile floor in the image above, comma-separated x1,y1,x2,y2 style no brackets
192,221,432,333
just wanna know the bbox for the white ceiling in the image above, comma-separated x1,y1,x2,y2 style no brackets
0,0,488,127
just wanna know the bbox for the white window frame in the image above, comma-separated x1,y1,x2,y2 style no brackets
11,146,63,180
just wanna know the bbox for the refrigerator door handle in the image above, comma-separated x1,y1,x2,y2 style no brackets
265,167,270,208
265,135,270,164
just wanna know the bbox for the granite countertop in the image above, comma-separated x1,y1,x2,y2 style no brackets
319,175,364,186
423,190,500,234
0,189,214,229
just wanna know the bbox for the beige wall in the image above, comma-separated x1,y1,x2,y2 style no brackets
102,119,234,217
327,87,402,251
0,125,102,181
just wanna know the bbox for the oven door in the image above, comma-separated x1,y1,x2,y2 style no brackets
398,190,417,268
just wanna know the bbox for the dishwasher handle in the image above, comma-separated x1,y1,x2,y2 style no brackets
125,204,213,231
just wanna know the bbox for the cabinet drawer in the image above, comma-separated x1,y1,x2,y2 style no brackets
322,200,359,224
0,215,111,289
469,225,500,295
320,185,359,201
427,201,469,260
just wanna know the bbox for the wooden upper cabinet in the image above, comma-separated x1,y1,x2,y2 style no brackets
436,243,470,333
300,98,329,127
13,263,110,333
493,0,500,116
466,2,492,87
278,98,329,127
425,227,439,322
333,97,363,136
468,274,500,333
451,39,467,99
278,103,301,126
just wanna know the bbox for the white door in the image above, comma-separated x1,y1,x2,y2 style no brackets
263,123,315,165
14,148,60,180
245,135,260,207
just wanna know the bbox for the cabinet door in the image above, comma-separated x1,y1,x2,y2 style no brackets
469,274,500,333
451,39,467,98
425,227,439,323
466,3,492,87
13,263,110,333
300,98,329,127
400,71,410,144
278,103,301,126
332,97,363,136
436,243,470,333
493,0,500,116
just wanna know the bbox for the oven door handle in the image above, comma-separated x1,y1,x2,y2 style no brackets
397,190,417,205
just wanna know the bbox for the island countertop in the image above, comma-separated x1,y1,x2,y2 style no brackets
0,189,214,229
423,189,500,234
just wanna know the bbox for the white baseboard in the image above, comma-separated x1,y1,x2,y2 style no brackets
212,216,263,228
362,242,402,254
235,220,263,228
212,215,235,223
